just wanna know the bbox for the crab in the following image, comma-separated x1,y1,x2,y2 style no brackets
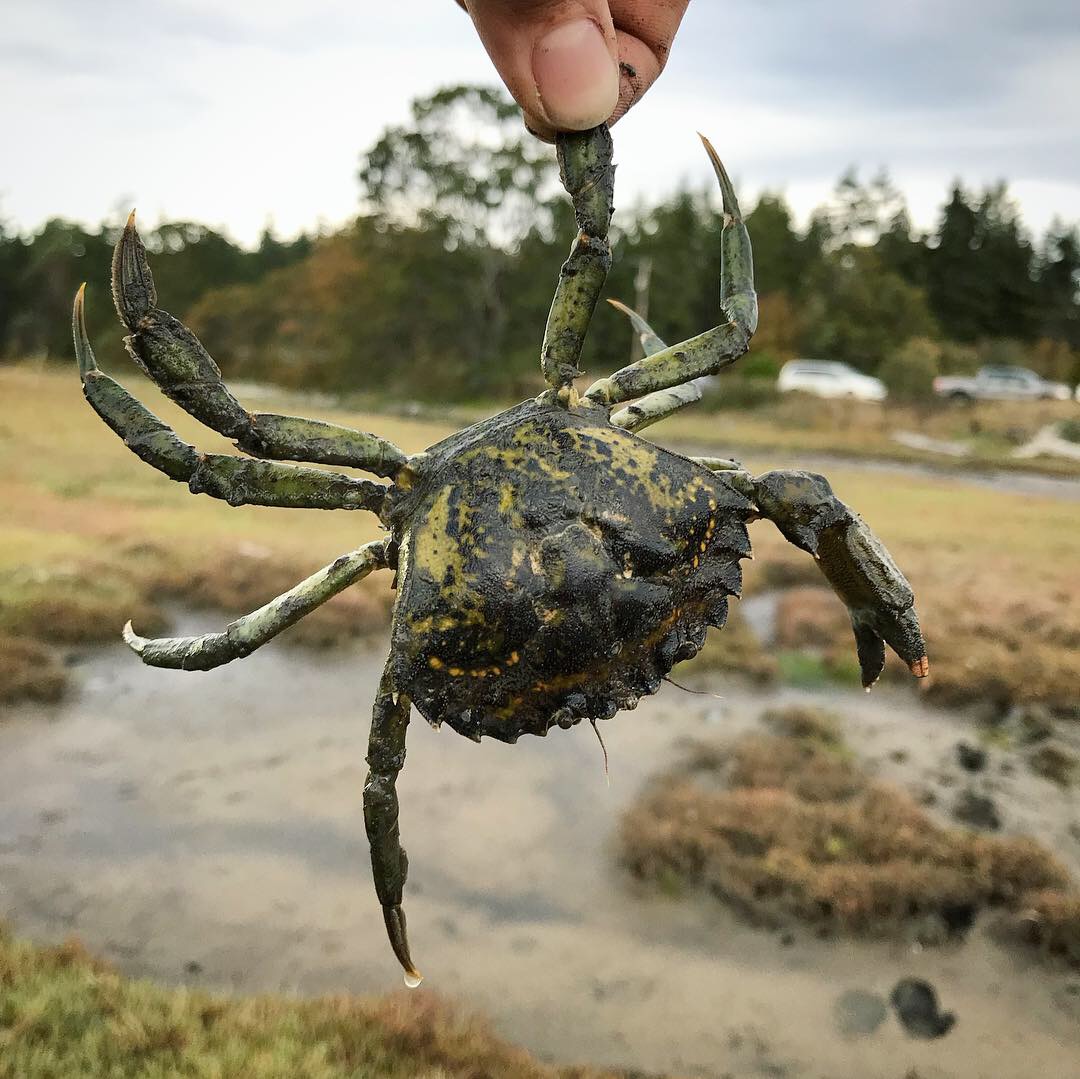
72,125,928,986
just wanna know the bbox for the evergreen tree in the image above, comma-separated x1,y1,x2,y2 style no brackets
1037,218,1080,347
927,182,987,342
973,183,1037,340
745,192,813,297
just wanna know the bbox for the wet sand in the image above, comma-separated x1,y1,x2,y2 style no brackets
2,617,1079,1078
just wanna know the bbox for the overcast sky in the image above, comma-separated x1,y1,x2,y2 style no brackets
3,0,1078,246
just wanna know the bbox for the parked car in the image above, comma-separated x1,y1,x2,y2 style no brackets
933,365,1072,402
777,359,887,402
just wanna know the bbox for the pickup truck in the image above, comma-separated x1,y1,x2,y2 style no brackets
932,365,1072,402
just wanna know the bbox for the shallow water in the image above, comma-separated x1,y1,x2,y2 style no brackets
2,619,1079,1078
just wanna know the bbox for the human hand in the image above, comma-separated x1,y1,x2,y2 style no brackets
456,1,690,139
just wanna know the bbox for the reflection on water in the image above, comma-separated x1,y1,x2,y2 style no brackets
2,612,1078,1078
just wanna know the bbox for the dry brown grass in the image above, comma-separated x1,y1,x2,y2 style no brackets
1009,892,1080,967
142,540,393,647
761,704,844,746
0,541,394,704
0,636,68,705
774,587,850,650
921,591,1080,720
0,924,649,1079
741,552,824,595
619,707,1076,950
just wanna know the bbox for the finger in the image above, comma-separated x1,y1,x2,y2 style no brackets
608,0,689,124
462,0,621,139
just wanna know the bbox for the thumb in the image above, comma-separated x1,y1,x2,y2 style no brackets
461,1,621,139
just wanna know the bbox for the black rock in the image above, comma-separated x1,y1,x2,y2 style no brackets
955,741,988,772
890,978,956,1039
952,789,1001,831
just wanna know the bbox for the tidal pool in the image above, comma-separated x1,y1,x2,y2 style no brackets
2,615,1078,1078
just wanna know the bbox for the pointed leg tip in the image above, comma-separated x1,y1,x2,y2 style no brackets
383,904,421,986
122,620,145,653
698,134,741,221
112,208,156,326
72,284,98,378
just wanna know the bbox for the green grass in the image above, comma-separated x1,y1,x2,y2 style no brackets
0,927,637,1079
775,651,833,689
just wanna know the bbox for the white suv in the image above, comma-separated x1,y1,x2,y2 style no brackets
777,359,888,402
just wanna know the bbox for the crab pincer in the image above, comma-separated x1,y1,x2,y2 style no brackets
748,470,929,688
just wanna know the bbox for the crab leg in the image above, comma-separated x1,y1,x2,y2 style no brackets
610,382,701,432
696,463,929,688
606,301,702,431
109,214,408,478
124,541,389,670
364,669,421,985
585,136,757,406
74,289,387,514
541,124,615,397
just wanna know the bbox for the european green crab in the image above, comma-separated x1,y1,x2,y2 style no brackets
72,125,928,985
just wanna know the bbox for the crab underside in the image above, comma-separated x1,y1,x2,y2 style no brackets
72,125,928,984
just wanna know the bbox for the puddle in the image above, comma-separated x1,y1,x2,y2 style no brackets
2,612,1079,1078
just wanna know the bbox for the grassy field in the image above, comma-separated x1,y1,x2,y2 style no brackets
671,392,1080,477
2,364,1078,719
0,925,645,1079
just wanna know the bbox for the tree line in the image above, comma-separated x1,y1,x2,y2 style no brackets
2,84,1078,404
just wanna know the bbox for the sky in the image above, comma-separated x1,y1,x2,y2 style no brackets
3,0,1079,247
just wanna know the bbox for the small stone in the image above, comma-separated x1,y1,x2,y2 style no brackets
834,989,888,1037
953,789,1001,831
890,978,955,1039
955,742,987,772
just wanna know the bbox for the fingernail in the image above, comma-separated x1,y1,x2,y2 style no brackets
532,19,619,130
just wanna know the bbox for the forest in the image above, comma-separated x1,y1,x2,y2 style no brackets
2,85,1078,405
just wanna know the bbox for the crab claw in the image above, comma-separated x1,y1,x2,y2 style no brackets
699,133,758,336
111,209,157,330
750,470,928,688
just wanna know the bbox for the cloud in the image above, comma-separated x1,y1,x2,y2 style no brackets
2,0,1078,244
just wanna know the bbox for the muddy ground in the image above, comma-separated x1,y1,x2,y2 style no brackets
2,615,1079,1079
